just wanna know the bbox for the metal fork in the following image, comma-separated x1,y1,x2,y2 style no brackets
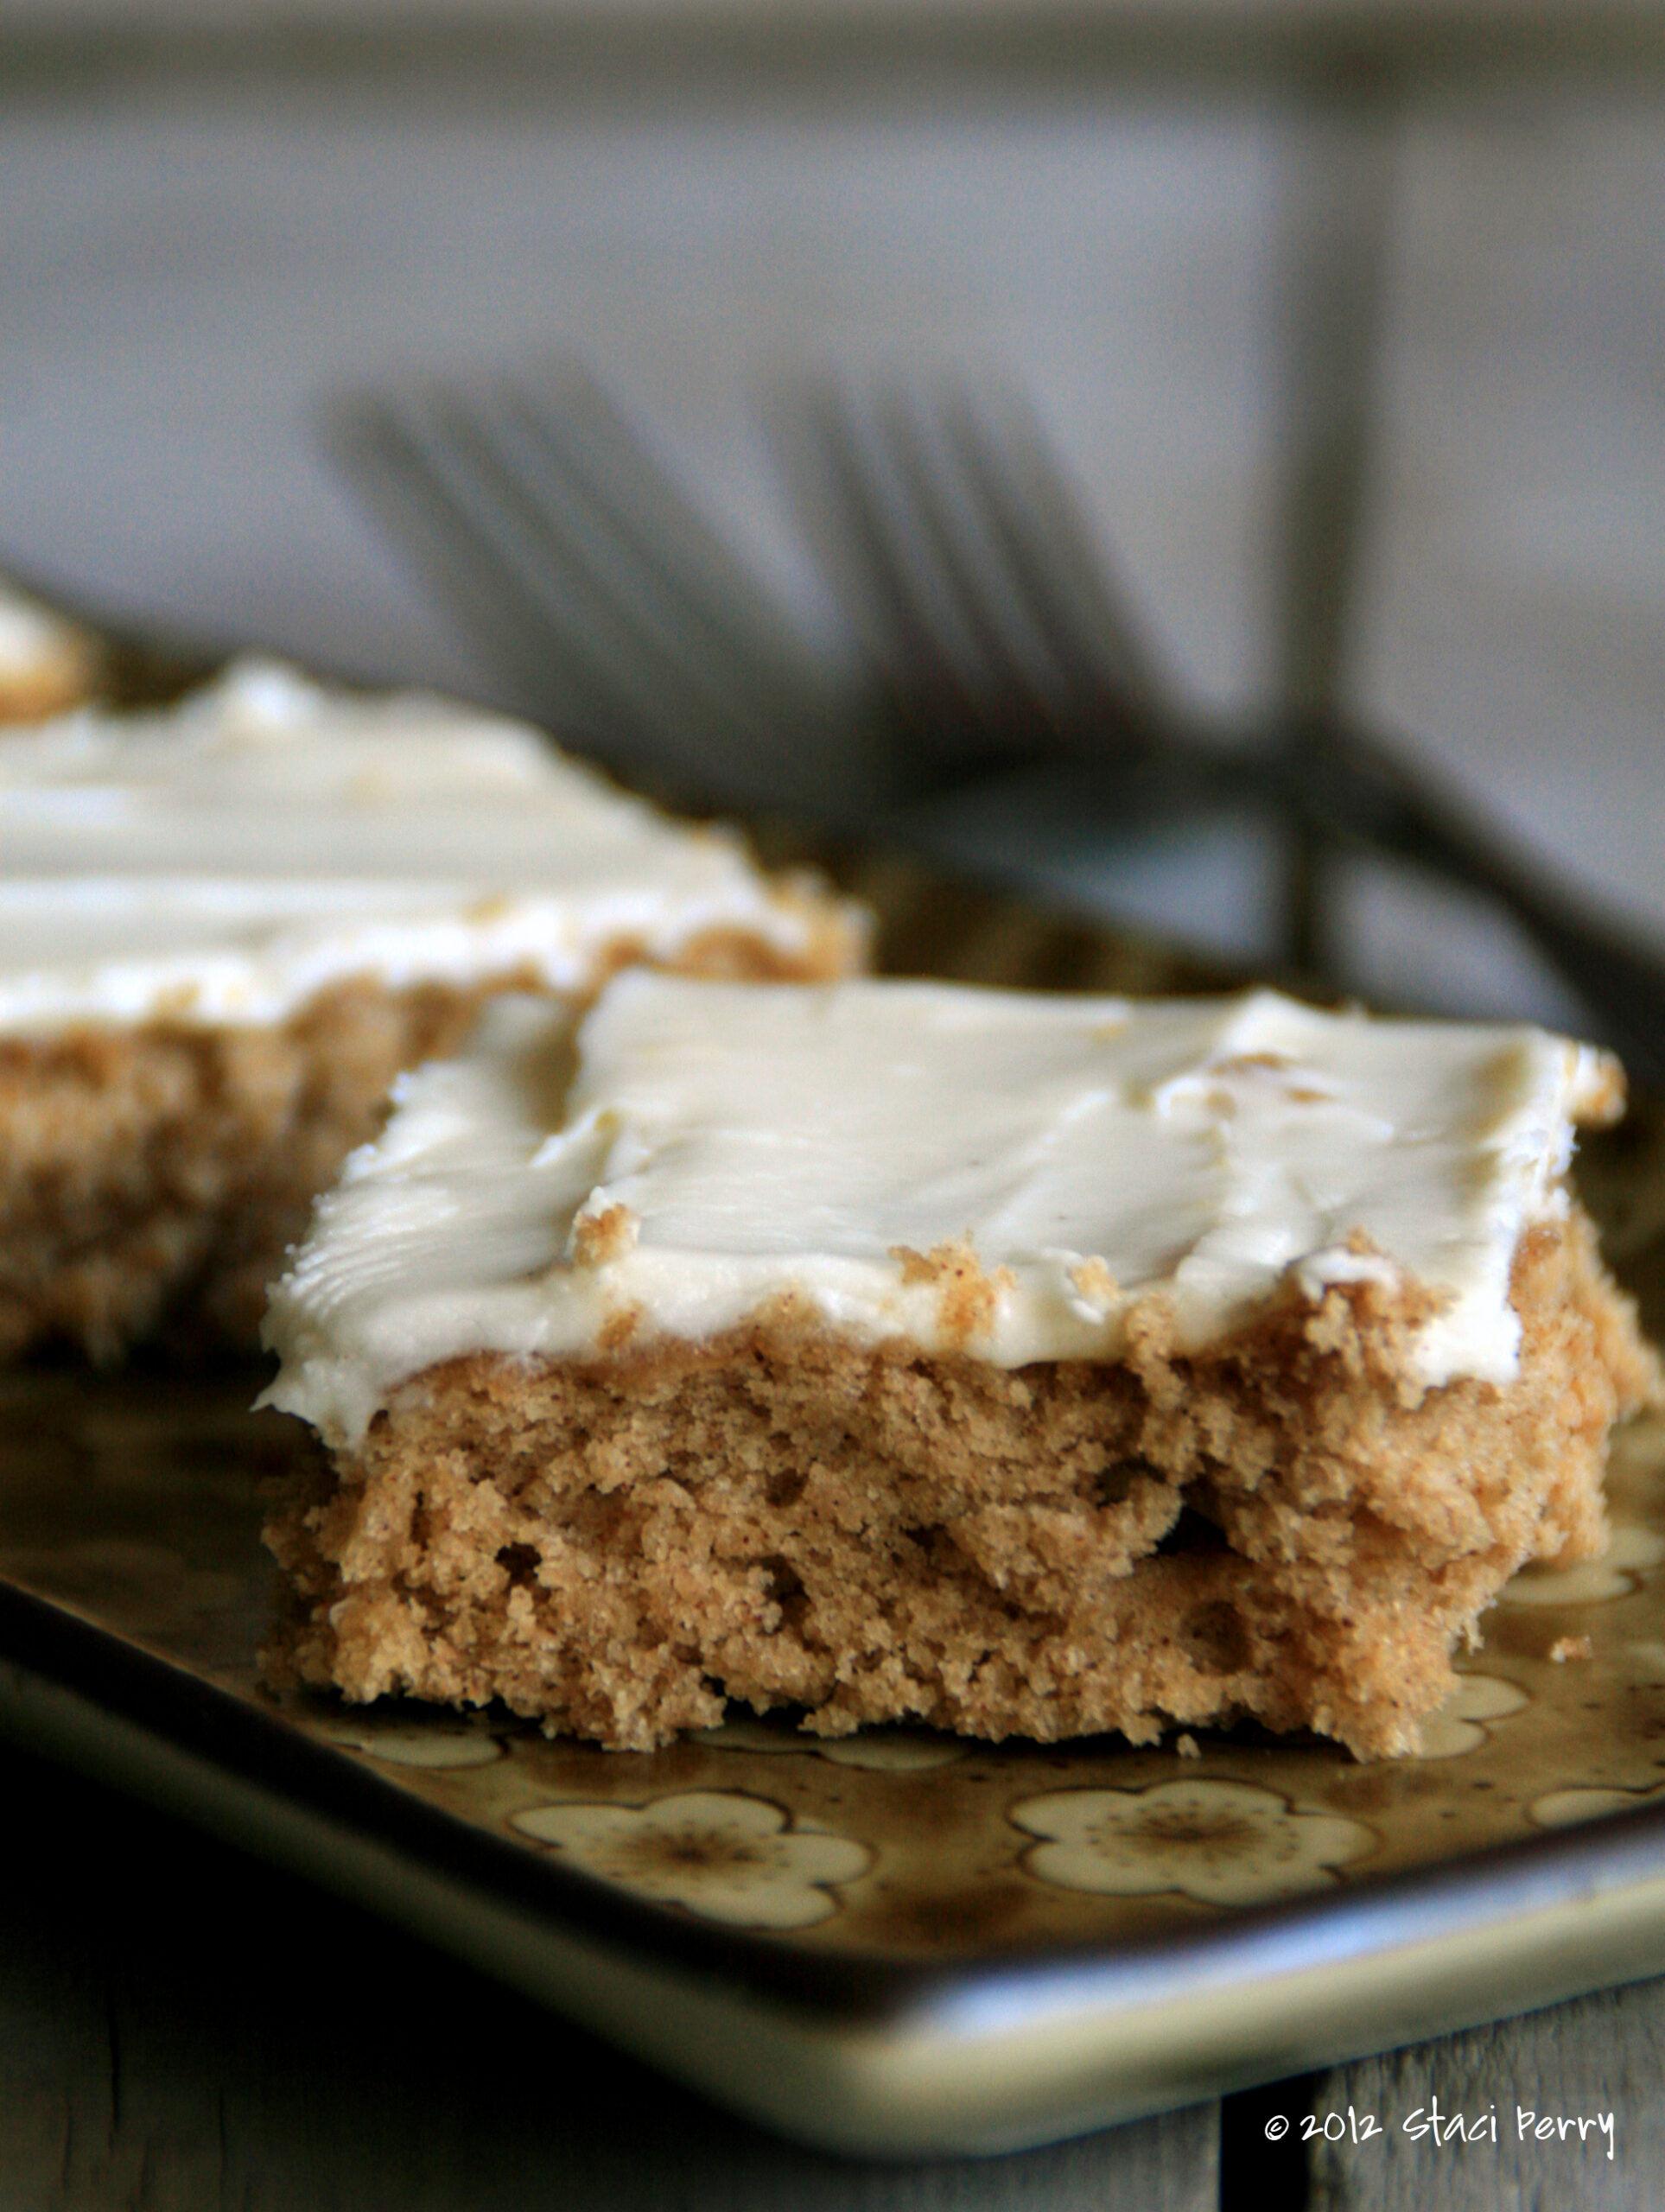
325,365,898,820
783,379,1665,1086
774,382,1176,776
328,364,1665,1084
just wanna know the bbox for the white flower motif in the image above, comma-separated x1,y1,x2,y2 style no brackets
1413,1672,1529,1760
510,1789,871,1928
1012,1779,1375,1906
693,1716,968,1770
817,1731,969,1773
1501,1523,1665,1607
1529,1783,1665,1830
319,1719,505,1770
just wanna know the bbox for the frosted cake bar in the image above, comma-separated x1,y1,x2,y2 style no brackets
262,976,1657,1759
0,662,861,1357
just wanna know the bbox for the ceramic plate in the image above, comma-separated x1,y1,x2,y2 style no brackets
4,869,1665,2157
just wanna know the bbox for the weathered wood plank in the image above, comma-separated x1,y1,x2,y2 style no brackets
1304,1980,1665,2209
0,1745,1218,2212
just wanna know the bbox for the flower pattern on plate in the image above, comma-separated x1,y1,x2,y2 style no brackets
1528,1782,1665,1830
510,1789,872,1927
1499,1523,1665,1607
694,1717,969,1770
1413,1672,1531,1759
1011,1779,1376,1906
319,1720,505,1769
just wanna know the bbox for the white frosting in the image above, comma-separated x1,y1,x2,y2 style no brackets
0,658,837,1030
262,975,1622,1447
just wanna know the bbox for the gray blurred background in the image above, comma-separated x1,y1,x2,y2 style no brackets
3,0,1662,1029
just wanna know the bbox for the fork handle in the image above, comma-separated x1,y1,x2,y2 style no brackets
1289,720,1665,1089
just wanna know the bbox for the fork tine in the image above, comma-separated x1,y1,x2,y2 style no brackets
784,384,1013,756
326,394,626,741
330,375,871,811
455,406,772,779
783,379,1174,771
876,391,1084,743
937,391,1173,717
509,369,830,702
331,389,729,774
481,378,855,796
437,390,780,781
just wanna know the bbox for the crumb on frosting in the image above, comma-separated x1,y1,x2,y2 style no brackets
571,1203,639,1268
597,1302,643,1351
889,1236,1015,1344
1069,1256,1119,1310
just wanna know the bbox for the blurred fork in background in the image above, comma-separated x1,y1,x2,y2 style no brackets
325,365,900,822
772,378,1248,823
772,382,1171,776
785,377,1665,1088
327,362,1224,829
327,362,1665,1087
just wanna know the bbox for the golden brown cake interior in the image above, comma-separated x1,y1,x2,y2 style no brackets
264,1207,1657,1760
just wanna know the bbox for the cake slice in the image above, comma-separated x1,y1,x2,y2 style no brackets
0,661,862,1358
261,974,1657,1759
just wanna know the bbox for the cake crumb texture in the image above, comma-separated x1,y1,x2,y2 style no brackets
0,981,487,1362
264,1209,1656,1760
